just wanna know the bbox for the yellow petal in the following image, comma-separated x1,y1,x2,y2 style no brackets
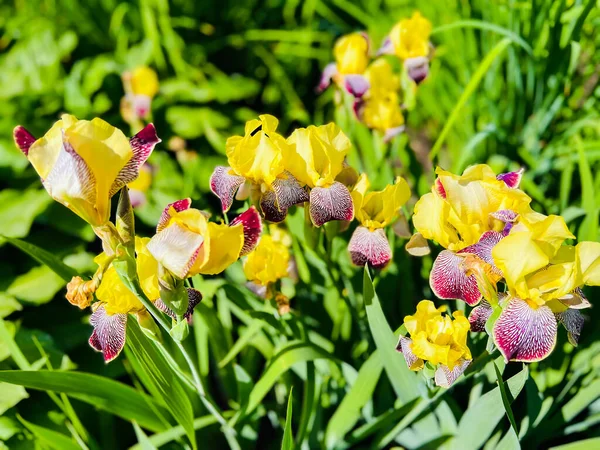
576,241,600,286
27,114,78,179
193,222,244,275
334,32,369,75
131,66,159,98
135,237,160,300
359,177,411,229
243,235,290,285
389,11,432,60
411,331,449,366
412,192,460,250
96,266,144,315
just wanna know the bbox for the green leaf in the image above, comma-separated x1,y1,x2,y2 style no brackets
363,266,419,404
576,137,598,241
7,265,65,304
3,236,79,282
0,294,22,318
0,382,29,414
549,438,600,450
495,427,520,450
18,416,80,450
0,370,170,432
0,189,52,243
133,422,158,450
218,320,263,368
325,351,383,449
450,366,529,450
125,320,196,450
281,388,294,450
493,361,519,435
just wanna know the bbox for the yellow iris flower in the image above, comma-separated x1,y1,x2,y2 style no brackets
334,32,370,75
25,114,133,226
244,235,290,286
225,114,288,188
413,165,531,251
389,11,432,60
285,123,351,189
362,60,405,132
404,300,472,370
131,66,160,98
96,237,159,315
351,174,410,230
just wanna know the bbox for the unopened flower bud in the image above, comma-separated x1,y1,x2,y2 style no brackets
66,276,97,309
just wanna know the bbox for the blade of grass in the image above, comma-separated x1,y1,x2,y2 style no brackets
281,388,294,450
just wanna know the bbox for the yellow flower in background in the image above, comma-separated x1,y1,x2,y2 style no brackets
128,163,153,208
389,12,432,60
147,200,261,279
96,237,159,315
130,66,159,98
244,235,290,286
226,114,288,188
14,115,159,227
269,224,292,247
334,32,370,75
352,174,410,230
285,123,351,189
365,59,400,96
397,300,472,387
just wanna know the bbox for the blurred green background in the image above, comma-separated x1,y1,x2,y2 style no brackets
1,0,600,449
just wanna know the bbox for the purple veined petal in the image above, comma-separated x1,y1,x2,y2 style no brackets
260,189,287,223
497,168,524,188
395,336,423,370
272,172,309,211
344,75,370,98
309,181,354,227
13,126,36,156
490,209,518,224
147,222,204,279
89,304,128,363
383,125,406,143
404,56,430,84
468,300,493,332
157,198,192,232
133,95,152,119
317,62,338,93
230,206,263,256
458,231,504,276
493,297,557,363
556,308,585,346
155,288,202,323
430,250,482,306
348,226,392,269
434,359,471,388
210,166,245,213
435,179,446,199
246,281,269,299
109,124,160,198
376,36,394,56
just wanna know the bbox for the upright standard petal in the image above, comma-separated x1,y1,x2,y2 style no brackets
89,304,128,363
430,250,482,306
230,206,263,256
348,226,392,269
13,126,36,156
493,298,557,362
210,166,245,213
309,181,354,227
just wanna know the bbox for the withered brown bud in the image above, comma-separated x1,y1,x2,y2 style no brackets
66,276,97,309
275,294,291,316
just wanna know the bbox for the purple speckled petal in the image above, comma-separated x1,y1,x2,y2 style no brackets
230,206,262,256
395,336,423,370
430,250,481,306
497,168,524,188
404,56,429,84
89,304,127,363
157,198,192,233
13,126,36,156
556,308,585,346
468,300,493,332
348,226,392,269
309,181,354,227
210,166,245,213
435,359,471,388
344,75,370,98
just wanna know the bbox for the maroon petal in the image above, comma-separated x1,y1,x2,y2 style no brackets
458,231,504,276
273,172,309,210
89,304,127,363
497,168,524,188
13,126,36,156
109,124,160,197
210,166,245,213
404,57,429,84
435,179,446,199
348,226,392,269
317,62,338,92
435,359,471,388
155,288,202,323
430,250,481,306
383,126,406,143
469,300,493,332
157,198,192,232
230,206,262,256
376,36,394,56
556,309,584,346
344,75,370,98
493,298,557,363
309,181,354,227
395,336,422,370
260,190,287,223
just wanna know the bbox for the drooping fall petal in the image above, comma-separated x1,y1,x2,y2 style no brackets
309,181,354,227
348,226,392,269
468,300,493,332
260,189,288,223
155,288,202,322
395,336,424,370
210,166,245,213
430,250,482,306
272,172,309,211
497,168,524,188
434,359,471,388
317,62,338,92
404,56,429,84
493,298,557,362
230,206,262,256
556,308,585,346
13,126,36,156
89,304,127,363
344,74,370,98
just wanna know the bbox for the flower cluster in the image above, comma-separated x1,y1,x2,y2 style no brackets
319,11,433,140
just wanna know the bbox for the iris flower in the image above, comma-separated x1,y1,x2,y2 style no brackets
210,115,308,222
127,163,153,208
87,237,202,362
397,300,472,387
318,32,371,98
244,234,291,298
14,114,159,230
285,123,355,226
467,216,600,362
354,59,406,142
378,11,433,84
349,174,411,268
147,199,262,279
123,66,160,120
412,165,529,306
